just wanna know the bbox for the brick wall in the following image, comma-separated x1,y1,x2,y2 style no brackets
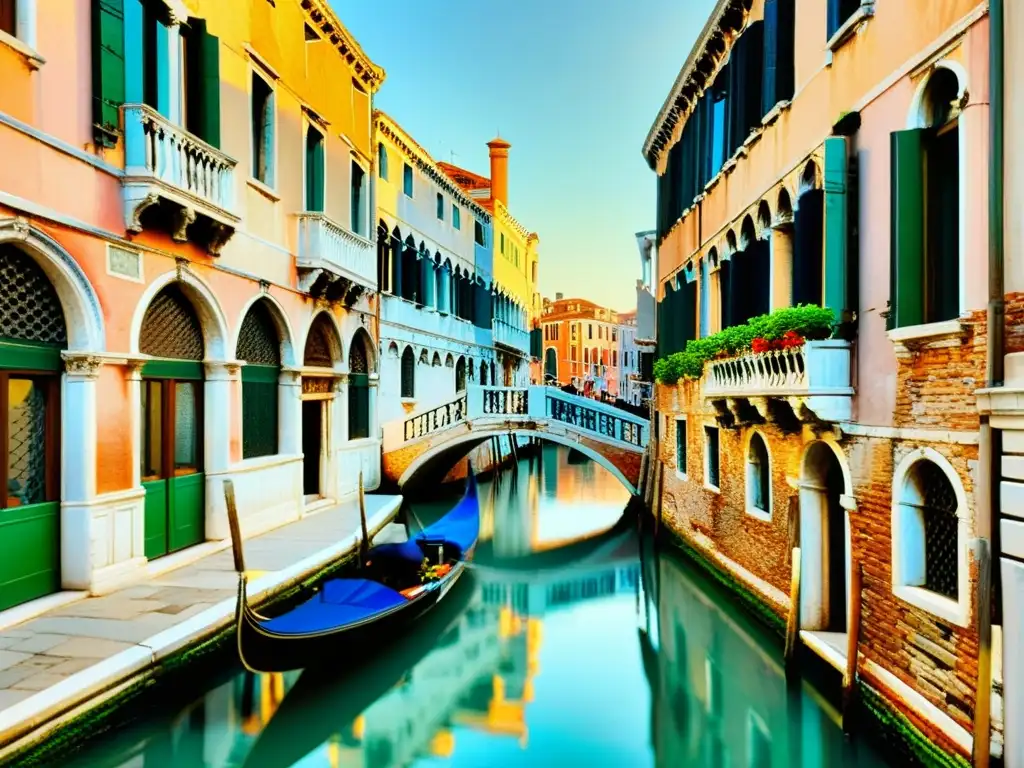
653,375,982,751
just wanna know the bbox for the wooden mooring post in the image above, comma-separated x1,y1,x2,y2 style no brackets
842,561,863,733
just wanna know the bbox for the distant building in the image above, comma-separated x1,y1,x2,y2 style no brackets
541,295,622,398
634,230,657,404
617,310,641,406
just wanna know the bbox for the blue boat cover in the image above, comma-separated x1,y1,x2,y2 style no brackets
259,578,407,635
369,473,480,565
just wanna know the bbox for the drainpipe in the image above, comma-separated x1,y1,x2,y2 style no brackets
975,1,1003,765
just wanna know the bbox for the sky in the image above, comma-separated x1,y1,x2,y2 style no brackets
334,0,718,313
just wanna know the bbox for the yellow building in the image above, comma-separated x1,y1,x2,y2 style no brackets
440,141,541,386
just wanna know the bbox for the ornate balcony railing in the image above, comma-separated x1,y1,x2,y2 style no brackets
546,393,645,447
703,340,853,423
122,104,238,251
296,213,377,291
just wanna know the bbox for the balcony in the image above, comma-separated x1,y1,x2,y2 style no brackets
494,321,530,356
296,213,376,304
703,340,853,425
122,104,239,254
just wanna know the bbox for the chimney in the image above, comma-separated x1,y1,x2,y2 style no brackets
555,292,564,301
487,137,511,207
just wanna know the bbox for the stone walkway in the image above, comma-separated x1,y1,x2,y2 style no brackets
0,493,403,754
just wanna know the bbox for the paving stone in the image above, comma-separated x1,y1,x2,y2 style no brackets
12,672,72,692
49,599,169,621
45,657,98,676
0,666,41,688
0,689,33,709
0,651,33,672
45,637,136,659
8,634,72,654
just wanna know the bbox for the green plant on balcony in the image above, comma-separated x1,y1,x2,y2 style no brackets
654,304,835,384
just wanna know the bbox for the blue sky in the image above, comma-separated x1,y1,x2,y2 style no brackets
334,0,717,311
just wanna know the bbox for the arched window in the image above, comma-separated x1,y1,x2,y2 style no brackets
893,454,966,623
348,331,371,440
400,346,415,399
479,360,488,385
237,299,282,459
0,245,66,608
455,356,466,392
376,221,390,294
746,432,770,519
378,142,388,180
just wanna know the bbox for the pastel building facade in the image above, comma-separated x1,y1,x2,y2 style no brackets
646,0,1001,761
540,296,622,398
373,111,497,423
439,143,540,388
616,310,641,406
0,0,383,612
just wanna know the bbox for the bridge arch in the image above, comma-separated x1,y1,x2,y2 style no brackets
398,428,637,493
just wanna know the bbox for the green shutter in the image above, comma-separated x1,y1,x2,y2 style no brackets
241,365,279,459
890,129,925,329
823,136,848,323
196,21,221,148
306,130,324,212
91,0,126,148
349,374,369,440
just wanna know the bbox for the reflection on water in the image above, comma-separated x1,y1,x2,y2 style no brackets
62,444,891,768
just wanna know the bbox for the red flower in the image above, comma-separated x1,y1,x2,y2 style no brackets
779,330,805,349
751,337,772,354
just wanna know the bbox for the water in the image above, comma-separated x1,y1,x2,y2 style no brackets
61,444,890,767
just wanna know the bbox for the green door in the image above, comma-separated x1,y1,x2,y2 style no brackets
0,360,61,612
141,370,205,559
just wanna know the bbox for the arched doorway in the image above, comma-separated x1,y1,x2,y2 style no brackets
799,441,849,634
139,284,206,559
0,245,65,609
237,299,282,459
302,314,342,501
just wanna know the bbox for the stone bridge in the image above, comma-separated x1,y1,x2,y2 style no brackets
381,386,649,492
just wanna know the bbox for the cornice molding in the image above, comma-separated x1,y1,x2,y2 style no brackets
642,0,748,170
374,112,493,223
493,199,533,242
300,0,385,93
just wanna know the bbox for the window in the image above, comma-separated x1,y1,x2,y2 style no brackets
251,71,275,186
675,418,687,477
351,161,366,236
892,452,967,624
0,0,14,37
746,711,772,768
570,346,577,362
612,350,618,367
500,233,505,254
400,346,415,398
403,163,413,197
453,205,461,230
377,143,388,180
612,328,618,342
304,125,325,212
570,323,578,342
746,432,771,519
531,262,538,283
705,425,720,489
890,68,961,329
436,192,444,221
827,0,862,40
348,335,370,440
237,300,281,459
587,324,593,340
474,220,485,246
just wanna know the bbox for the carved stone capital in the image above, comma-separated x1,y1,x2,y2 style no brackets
127,192,161,233
62,353,103,380
205,360,243,380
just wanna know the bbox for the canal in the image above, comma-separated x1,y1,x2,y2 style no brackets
60,444,890,767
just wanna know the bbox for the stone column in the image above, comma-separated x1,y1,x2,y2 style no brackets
204,362,238,540
60,354,101,590
770,221,795,311
279,368,302,455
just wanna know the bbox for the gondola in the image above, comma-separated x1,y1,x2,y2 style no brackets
241,570,479,768
225,468,480,674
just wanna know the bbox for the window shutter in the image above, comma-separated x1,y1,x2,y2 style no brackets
305,132,325,212
828,0,860,39
741,22,764,138
719,258,733,329
348,374,369,440
91,0,126,148
890,129,925,329
762,0,778,115
793,189,824,307
776,0,795,103
186,19,221,149
823,137,848,322
680,278,697,347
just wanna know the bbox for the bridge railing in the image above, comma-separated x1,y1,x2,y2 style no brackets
382,385,648,451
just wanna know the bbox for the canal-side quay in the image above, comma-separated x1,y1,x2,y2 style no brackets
0,494,402,765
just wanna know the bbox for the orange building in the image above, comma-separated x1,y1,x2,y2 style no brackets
0,0,383,612
540,295,622,398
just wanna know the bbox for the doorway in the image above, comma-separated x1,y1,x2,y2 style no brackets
141,376,205,559
302,400,322,498
798,441,849,637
